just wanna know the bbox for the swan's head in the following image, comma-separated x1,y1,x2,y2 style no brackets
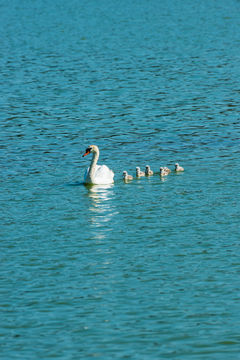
175,163,179,167
82,145,98,157
136,167,140,171
123,171,127,177
160,167,163,171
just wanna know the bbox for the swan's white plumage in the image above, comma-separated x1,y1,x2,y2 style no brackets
83,145,114,185
84,164,114,185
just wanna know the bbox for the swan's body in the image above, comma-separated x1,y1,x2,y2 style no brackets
82,145,114,185
136,167,145,177
123,171,133,181
175,163,184,172
160,167,171,176
145,165,154,176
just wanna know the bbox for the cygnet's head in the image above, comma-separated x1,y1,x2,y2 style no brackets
136,167,140,171
123,171,127,176
175,163,179,167
146,165,150,170
160,167,163,171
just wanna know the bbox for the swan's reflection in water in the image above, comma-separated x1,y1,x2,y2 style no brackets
85,184,117,240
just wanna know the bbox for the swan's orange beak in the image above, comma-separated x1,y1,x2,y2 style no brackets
82,149,91,157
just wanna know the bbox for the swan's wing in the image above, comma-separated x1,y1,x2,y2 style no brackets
83,165,114,184
94,165,114,184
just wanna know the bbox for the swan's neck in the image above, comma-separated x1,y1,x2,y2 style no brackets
88,149,99,181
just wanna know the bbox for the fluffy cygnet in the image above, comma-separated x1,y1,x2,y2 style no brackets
145,165,154,176
160,167,171,176
136,167,145,177
123,171,133,181
175,163,184,172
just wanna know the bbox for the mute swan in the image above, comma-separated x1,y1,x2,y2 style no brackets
123,171,133,181
82,145,114,185
160,167,171,176
136,167,145,177
175,163,184,172
145,165,154,176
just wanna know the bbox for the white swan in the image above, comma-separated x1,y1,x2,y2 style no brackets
175,163,184,172
82,145,114,185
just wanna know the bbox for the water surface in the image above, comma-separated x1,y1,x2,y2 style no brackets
1,0,240,359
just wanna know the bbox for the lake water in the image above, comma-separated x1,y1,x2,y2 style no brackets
1,0,240,358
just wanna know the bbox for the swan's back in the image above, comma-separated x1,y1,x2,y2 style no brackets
84,164,114,185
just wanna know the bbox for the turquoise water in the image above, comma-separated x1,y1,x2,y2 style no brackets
1,0,240,358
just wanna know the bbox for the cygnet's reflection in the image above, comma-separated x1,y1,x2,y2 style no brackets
85,184,117,240
159,176,168,183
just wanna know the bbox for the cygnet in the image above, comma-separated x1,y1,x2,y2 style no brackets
175,163,184,172
145,165,154,176
160,167,171,176
123,171,133,181
136,167,145,177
